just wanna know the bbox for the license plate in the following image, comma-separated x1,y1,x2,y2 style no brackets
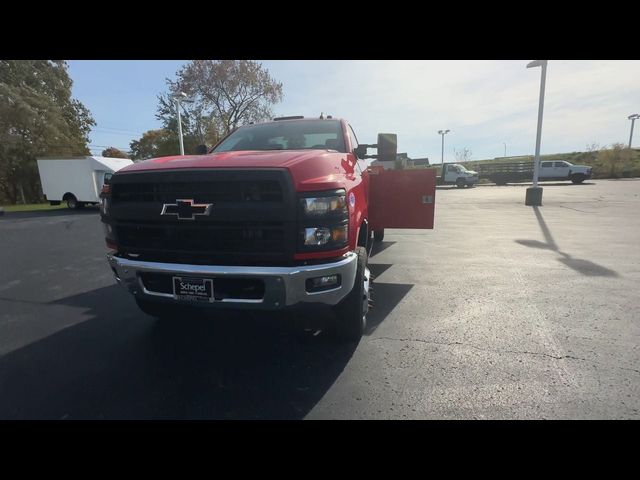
173,276,214,303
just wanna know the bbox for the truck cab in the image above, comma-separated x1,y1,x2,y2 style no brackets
101,117,436,341
439,163,478,188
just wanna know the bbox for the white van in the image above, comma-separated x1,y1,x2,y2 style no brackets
37,156,133,209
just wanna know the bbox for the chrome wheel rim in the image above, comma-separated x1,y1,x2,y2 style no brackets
362,266,371,319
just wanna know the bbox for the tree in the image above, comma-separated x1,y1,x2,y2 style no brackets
0,60,95,203
454,147,473,162
598,143,632,178
160,60,283,140
129,128,191,161
101,147,129,158
586,141,600,153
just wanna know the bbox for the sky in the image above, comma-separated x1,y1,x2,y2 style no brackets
67,60,640,163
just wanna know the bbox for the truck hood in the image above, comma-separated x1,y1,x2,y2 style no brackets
116,149,350,192
118,150,338,172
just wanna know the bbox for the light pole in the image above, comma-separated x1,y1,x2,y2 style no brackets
171,92,193,155
525,60,548,206
438,129,450,164
503,142,507,159
629,114,640,149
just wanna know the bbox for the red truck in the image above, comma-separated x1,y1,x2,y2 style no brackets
101,116,436,341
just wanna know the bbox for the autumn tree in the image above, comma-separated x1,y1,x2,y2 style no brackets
101,147,129,158
158,60,283,145
0,60,95,203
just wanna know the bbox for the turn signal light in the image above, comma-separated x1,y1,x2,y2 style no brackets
331,225,348,243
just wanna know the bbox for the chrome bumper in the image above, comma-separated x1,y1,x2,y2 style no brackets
107,252,357,308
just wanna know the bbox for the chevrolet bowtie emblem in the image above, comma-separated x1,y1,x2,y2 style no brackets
161,199,213,220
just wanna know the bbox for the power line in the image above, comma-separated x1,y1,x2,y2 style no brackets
92,129,141,137
92,125,145,136
89,144,132,150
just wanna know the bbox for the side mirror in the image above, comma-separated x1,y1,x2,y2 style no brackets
195,144,209,155
377,133,397,163
354,144,368,159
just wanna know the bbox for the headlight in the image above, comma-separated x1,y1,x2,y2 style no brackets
303,225,348,246
300,193,347,217
298,190,349,252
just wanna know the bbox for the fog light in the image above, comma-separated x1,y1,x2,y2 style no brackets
306,274,341,293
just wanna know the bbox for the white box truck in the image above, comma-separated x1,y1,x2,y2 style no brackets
37,156,133,209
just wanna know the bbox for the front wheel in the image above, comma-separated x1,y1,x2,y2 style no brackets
373,229,384,242
332,247,369,342
456,178,465,188
571,174,586,184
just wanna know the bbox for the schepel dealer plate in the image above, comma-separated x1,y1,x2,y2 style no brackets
173,276,214,302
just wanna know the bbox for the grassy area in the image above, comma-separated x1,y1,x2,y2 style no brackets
459,148,640,179
1,203,66,213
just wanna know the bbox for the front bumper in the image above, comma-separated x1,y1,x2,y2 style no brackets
107,252,357,309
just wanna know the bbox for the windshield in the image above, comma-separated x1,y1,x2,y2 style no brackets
213,119,347,153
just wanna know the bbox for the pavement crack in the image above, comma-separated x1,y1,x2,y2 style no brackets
557,205,593,214
372,336,640,376
372,336,588,361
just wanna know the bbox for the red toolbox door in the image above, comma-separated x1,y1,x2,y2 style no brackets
368,168,436,230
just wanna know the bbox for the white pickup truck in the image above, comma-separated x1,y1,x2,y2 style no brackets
479,160,593,185
437,163,479,188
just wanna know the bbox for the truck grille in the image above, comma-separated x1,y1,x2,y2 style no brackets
112,180,283,204
116,221,284,255
106,169,296,266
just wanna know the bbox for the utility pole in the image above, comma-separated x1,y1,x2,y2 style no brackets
171,92,193,155
629,114,640,149
525,60,548,206
438,130,450,164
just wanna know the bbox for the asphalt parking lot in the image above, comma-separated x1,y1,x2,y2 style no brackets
1,179,639,419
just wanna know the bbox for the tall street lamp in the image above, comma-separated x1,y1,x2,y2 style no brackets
525,60,548,206
629,114,640,149
171,92,193,155
438,129,450,164
503,142,507,159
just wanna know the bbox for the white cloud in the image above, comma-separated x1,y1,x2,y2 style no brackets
264,60,640,162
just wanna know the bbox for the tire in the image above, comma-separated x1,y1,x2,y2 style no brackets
65,195,78,209
373,229,385,242
456,178,465,188
571,174,586,184
333,246,369,342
